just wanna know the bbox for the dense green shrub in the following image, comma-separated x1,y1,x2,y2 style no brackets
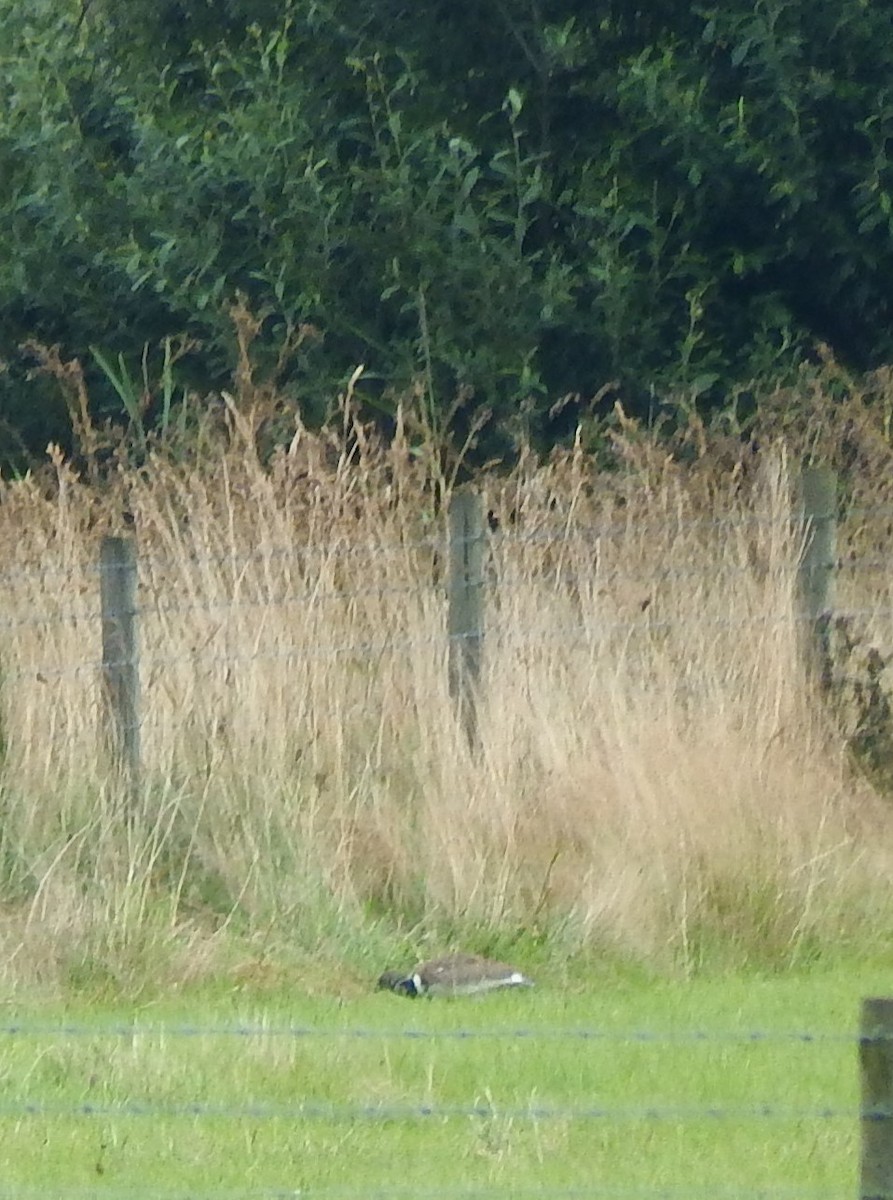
1,0,892,467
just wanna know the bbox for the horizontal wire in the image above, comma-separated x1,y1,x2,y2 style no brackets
1,634,413,683
0,556,796,638
483,512,801,550
3,553,893,637
5,601,892,686
0,519,720,588
0,520,889,636
0,1100,860,1121
0,563,799,633
0,1023,859,1043
0,539,877,601
6,560,893,639
4,492,893,588
838,557,893,574
0,531,447,587
2,1186,836,1200
0,578,438,634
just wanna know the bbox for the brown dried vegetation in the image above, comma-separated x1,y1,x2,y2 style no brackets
2,349,893,994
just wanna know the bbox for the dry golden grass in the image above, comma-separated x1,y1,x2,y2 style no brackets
2,362,893,995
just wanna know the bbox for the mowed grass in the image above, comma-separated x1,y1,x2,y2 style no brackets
0,964,879,1198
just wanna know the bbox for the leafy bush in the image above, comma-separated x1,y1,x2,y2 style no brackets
1,0,892,467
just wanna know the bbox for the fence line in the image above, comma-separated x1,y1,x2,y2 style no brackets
0,1022,860,1042
3,554,891,639
0,1003,885,1196
2,463,892,785
0,1188,844,1200
0,530,446,589
4,487,893,590
0,1100,859,1122
0,530,837,596
4,602,892,689
0,579,442,631
4,551,893,636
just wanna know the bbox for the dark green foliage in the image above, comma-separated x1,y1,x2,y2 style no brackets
1,0,892,469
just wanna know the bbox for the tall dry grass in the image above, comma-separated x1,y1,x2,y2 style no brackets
2,364,893,994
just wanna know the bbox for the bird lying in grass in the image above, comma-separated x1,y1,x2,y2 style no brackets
377,953,534,997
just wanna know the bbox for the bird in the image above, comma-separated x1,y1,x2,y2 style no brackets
377,953,534,997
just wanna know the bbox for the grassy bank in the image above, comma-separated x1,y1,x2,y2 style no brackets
1,368,893,997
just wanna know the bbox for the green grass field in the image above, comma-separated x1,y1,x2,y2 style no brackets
0,961,883,1198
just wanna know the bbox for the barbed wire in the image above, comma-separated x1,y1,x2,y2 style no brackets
3,602,892,687
0,1188,844,1200
2,493,892,588
0,1022,860,1043
2,563,891,640
0,1100,860,1122
0,531,447,588
0,561,788,633
1,544,890,639
0,578,441,634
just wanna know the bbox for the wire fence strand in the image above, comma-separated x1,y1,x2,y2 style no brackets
3,602,892,688
0,1022,861,1043
2,490,893,589
0,1100,860,1122
0,1188,845,1200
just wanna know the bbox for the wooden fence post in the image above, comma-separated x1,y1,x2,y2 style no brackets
798,466,837,674
861,998,893,1200
448,488,485,748
100,535,141,790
